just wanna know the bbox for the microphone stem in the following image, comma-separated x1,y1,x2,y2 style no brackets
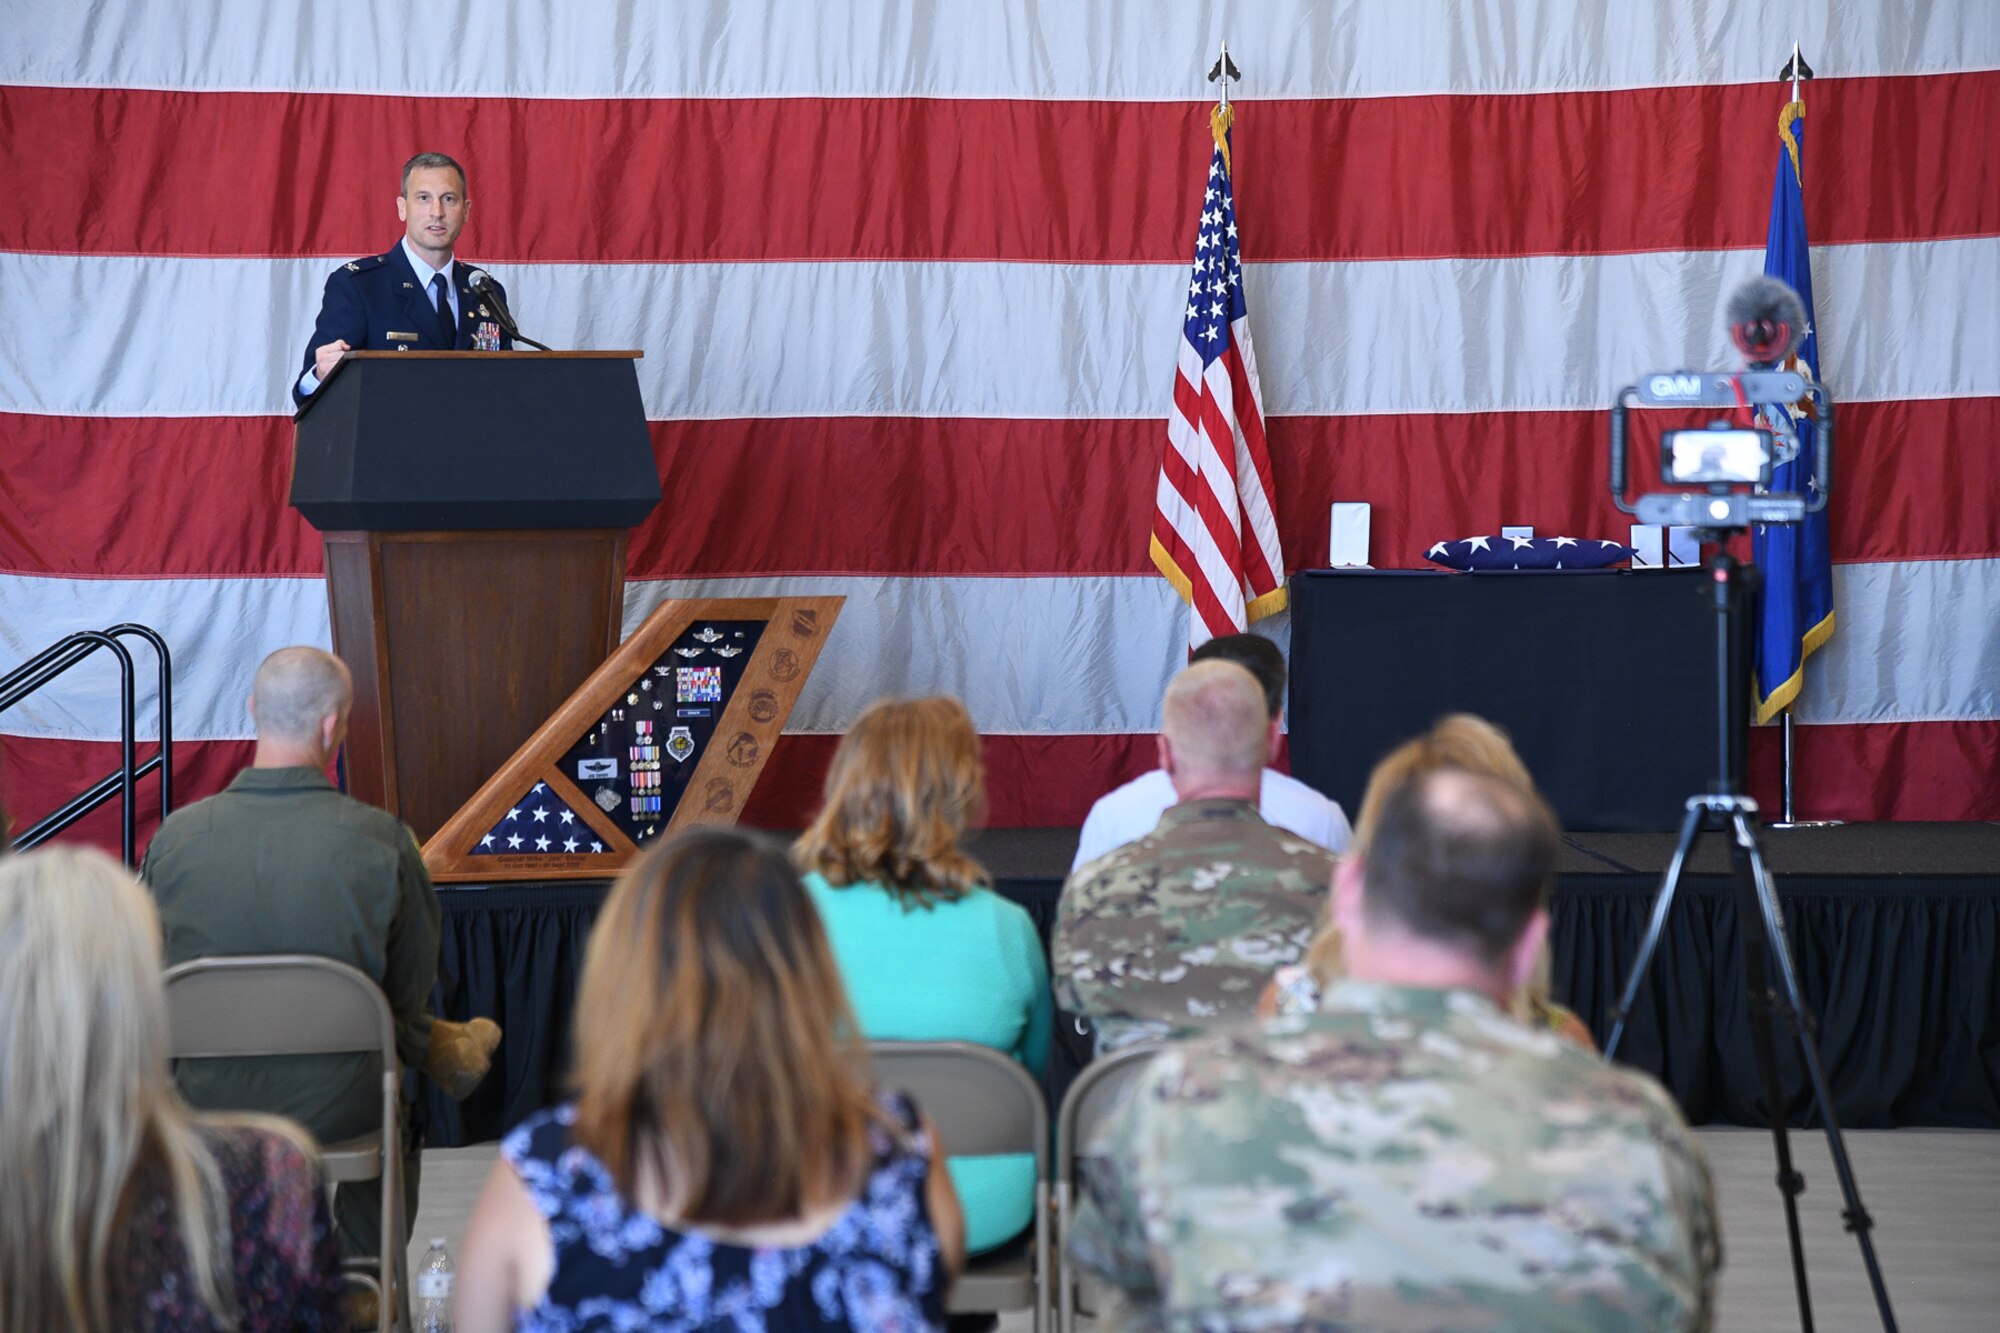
476,287,553,352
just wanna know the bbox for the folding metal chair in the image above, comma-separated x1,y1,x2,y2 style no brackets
868,1041,1050,1332
1053,1043,1161,1333
164,955,407,1330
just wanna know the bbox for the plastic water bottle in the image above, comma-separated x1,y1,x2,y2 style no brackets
414,1237,454,1332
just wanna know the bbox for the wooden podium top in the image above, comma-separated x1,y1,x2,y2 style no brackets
305,349,643,404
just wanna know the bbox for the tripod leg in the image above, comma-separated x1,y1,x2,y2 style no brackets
1736,815,1901,1332
1603,800,1704,1064
1727,819,1815,1332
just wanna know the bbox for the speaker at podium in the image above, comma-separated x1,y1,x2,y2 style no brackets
290,350,660,841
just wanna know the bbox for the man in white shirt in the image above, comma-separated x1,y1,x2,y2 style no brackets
1071,634,1351,870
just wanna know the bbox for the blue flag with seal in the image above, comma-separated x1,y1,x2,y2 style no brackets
1751,99,1835,724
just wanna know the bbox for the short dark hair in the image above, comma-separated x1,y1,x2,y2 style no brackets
1190,633,1285,718
401,151,467,195
1361,767,1557,964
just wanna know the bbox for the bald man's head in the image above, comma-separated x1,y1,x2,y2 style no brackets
250,647,352,746
1160,659,1269,787
1359,766,1557,965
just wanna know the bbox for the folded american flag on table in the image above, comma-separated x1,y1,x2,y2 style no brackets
1425,536,1634,571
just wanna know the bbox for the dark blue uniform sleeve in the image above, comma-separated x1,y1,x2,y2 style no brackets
290,268,369,408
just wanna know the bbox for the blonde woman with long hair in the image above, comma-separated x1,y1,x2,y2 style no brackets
0,847,343,1331
794,695,1050,1256
1263,715,1596,1049
456,828,963,1330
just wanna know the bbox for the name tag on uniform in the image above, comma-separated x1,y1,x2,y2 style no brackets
388,330,420,341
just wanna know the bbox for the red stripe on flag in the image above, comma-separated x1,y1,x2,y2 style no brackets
0,738,254,857
0,415,325,579
1745,719,2000,824
5,73,1993,262
5,398,1995,581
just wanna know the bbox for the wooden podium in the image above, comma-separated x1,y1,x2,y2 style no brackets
290,351,660,841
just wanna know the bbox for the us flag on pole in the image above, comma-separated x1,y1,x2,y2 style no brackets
1150,102,1287,652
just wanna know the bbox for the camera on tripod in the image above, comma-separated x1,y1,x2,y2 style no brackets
1607,276,1834,534
1597,276,1896,1333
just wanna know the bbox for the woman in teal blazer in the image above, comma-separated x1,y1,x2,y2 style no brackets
795,696,1051,1255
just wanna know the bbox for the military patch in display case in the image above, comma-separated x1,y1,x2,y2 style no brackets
421,596,841,882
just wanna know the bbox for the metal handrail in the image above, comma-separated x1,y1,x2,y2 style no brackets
1,625,172,865
107,623,173,818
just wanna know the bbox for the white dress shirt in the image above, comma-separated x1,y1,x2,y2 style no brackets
1070,766,1353,871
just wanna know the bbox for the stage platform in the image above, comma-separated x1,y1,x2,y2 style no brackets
426,822,2000,1146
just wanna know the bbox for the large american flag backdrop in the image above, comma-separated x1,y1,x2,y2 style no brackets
3,2,1996,849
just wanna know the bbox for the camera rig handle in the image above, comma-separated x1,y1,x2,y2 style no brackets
1609,375,1834,521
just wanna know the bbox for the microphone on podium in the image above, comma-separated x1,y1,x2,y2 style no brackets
468,269,554,352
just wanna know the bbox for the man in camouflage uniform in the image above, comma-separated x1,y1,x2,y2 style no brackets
1070,764,1721,1330
1054,659,1333,1053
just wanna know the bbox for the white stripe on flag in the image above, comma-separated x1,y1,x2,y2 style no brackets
6,243,1996,419
10,0,1993,100
5,562,1999,743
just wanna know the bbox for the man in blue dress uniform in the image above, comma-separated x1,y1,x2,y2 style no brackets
291,150,514,407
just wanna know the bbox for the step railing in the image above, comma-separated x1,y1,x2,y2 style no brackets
1,624,172,865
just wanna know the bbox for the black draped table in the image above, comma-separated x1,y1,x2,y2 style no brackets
427,825,2000,1146
1287,567,1724,832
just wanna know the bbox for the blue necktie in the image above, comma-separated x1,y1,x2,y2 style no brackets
430,273,455,347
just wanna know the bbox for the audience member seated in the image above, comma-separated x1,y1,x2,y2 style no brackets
0,847,344,1331
1071,763,1721,1329
1071,633,1351,870
139,645,500,1260
1055,660,1333,1052
455,828,965,1330
794,695,1051,1256
1263,713,1595,1048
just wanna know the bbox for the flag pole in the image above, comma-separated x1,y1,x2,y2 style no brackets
1769,42,1838,829
1783,710,1797,821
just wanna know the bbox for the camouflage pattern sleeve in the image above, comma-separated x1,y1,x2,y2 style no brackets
1050,869,1092,1018
1635,1072,1725,1329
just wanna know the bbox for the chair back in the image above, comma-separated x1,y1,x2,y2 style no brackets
164,954,405,1329
165,954,397,1061
868,1041,1049,1330
1053,1043,1161,1333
